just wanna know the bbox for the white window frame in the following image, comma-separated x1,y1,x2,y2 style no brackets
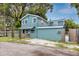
32,17,36,23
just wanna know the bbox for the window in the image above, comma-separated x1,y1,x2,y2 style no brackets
32,17,36,23
58,21,63,26
49,22,53,26
22,20,24,24
33,18,36,23
25,20,27,23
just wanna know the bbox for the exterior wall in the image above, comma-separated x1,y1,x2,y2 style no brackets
37,18,47,27
21,15,35,28
48,20,64,26
30,28,65,41
53,21,58,26
21,15,47,29
20,14,65,41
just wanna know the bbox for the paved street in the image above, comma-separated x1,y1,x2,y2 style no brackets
0,42,79,56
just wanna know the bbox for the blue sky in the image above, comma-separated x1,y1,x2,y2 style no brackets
46,3,79,24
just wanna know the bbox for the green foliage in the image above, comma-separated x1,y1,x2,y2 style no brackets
0,4,9,16
0,37,30,43
0,3,52,28
0,24,3,29
0,37,19,42
71,3,79,16
65,19,76,28
28,4,52,20
0,20,4,30
28,5,47,19
65,19,79,31
56,44,66,48
72,48,79,52
1,3,26,28
15,21,21,28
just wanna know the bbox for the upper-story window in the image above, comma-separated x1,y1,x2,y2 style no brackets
22,20,24,24
49,22,53,26
49,22,54,26
33,18,36,22
58,21,63,26
25,20,27,23
32,17,36,23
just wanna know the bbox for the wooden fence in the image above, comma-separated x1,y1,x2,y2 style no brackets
0,30,19,38
0,29,79,43
68,29,79,43
0,30,30,38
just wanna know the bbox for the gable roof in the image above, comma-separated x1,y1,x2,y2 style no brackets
20,14,48,23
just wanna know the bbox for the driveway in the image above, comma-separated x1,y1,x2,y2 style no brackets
0,42,79,56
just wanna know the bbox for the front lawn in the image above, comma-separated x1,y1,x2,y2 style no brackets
0,37,30,42
0,37,18,42
55,42,79,52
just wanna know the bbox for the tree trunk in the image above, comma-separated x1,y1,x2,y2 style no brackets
11,25,14,38
19,29,21,39
5,27,8,37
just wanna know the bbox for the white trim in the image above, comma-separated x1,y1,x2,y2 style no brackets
32,17,37,23
37,26,64,28
48,19,65,22
20,14,48,23
20,26,64,29
21,14,46,21
20,27,33,29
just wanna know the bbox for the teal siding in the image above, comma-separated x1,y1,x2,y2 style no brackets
20,14,65,41
30,28,64,41
30,30,37,38
21,15,47,29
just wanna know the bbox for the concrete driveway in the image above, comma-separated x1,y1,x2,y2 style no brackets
0,42,79,56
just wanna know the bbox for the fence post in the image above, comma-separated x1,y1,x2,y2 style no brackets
77,29,79,43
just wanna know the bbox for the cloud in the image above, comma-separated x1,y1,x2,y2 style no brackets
58,8,73,14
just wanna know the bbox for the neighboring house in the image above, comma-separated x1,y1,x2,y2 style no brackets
48,19,64,26
20,14,65,41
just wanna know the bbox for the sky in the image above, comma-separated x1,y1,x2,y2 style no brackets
46,3,79,24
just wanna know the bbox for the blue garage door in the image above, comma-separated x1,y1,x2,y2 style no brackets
30,28,64,41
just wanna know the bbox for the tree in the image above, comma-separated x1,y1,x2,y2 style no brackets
0,4,9,36
4,3,27,28
0,3,53,38
3,3,52,28
64,19,78,31
28,3,53,20
71,3,79,16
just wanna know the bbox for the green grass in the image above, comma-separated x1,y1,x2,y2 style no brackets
55,42,79,52
0,37,18,42
56,43,66,48
15,40,30,44
64,42,79,45
72,48,79,51
0,37,30,42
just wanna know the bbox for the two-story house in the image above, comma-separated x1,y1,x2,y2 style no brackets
20,14,65,41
